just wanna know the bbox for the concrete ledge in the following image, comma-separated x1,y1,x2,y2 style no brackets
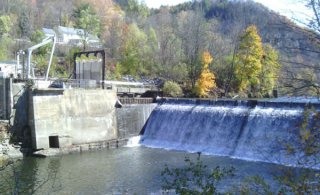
158,98,320,109
32,138,129,157
32,88,64,96
119,98,154,104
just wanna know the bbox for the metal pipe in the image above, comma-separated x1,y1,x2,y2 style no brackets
45,35,56,81
26,35,55,80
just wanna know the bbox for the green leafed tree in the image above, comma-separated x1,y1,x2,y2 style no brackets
234,25,263,95
161,155,234,194
145,27,160,76
0,15,13,60
30,30,50,56
122,0,149,26
73,3,100,51
120,23,149,76
0,36,12,60
163,81,183,97
0,15,11,37
259,44,281,97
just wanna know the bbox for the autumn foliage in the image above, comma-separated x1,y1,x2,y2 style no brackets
195,52,216,97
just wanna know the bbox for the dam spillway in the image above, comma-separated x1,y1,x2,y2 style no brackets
140,99,320,168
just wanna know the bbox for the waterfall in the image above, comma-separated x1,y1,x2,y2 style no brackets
126,136,141,147
140,99,319,168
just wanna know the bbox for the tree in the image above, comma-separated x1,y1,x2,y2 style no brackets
30,30,50,56
120,23,149,76
161,155,234,194
105,16,126,60
306,0,320,34
81,0,123,44
163,81,183,97
0,15,12,60
177,9,208,88
259,44,281,97
195,51,217,97
18,11,31,38
0,36,11,60
152,8,183,80
0,15,11,37
145,27,160,76
19,10,32,37
122,0,149,26
278,0,320,96
0,158,61,194
234,25,263,95
73,3,100,51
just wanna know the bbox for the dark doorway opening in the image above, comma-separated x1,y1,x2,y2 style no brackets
49,136,60,148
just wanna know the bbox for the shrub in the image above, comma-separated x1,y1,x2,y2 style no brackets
163,81,183,97
161,154,234,194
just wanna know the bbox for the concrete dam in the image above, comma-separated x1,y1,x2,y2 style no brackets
0,77,157,152
141,99,320,169
28,89,157,150
2,76,320,169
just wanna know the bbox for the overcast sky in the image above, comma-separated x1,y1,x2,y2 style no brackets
141,0,312,22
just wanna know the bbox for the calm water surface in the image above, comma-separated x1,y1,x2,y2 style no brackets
0,146,300,194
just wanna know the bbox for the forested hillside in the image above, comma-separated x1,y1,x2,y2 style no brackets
0,0,319,97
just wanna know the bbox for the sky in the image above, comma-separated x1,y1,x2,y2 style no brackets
141,0,313,23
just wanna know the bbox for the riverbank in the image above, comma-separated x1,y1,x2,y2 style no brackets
0,121,26,160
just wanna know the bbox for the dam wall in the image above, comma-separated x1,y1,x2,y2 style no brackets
29,89,118,149
116,103,157,139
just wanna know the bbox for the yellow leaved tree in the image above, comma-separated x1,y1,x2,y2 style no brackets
195,51,216,97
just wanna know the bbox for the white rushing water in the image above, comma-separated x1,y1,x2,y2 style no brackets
126,136,141,147
141,100,319,168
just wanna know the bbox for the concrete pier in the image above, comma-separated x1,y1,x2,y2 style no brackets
29,88,118,149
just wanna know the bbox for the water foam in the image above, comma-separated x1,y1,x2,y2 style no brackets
140,100,318,168
126,136,141,147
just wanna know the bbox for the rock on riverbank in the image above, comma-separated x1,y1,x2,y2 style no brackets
0,122,23,160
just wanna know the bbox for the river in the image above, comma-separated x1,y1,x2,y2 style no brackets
0,145,303,194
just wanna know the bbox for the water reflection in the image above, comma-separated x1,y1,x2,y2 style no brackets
0,147,313,194
0,157,63,194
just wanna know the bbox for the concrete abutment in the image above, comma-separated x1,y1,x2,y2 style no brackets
3,82,156,154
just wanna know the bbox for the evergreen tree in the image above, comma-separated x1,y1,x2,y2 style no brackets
18,11,31,38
